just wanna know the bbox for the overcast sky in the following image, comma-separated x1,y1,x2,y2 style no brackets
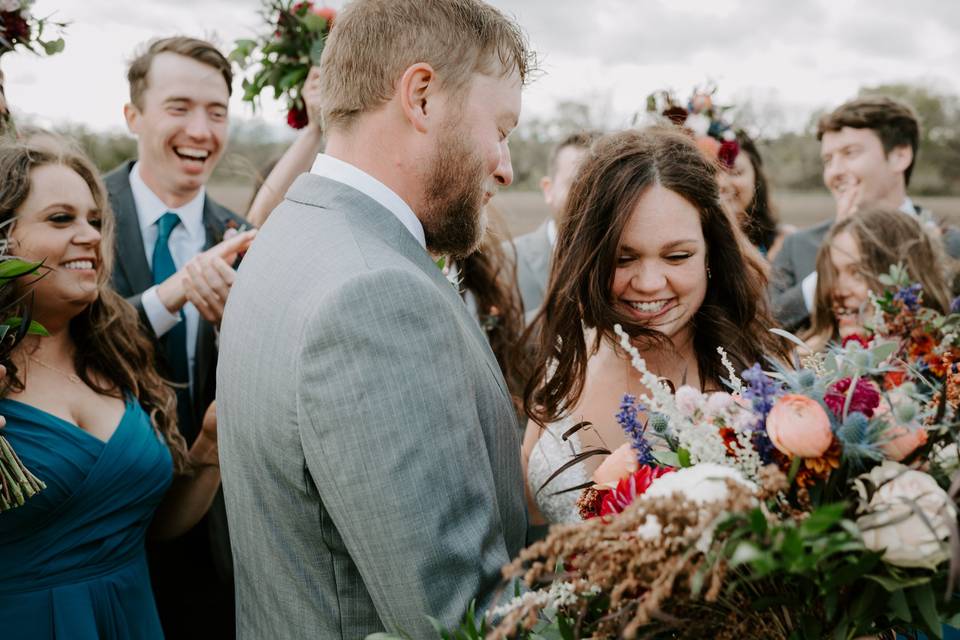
4,0,958,137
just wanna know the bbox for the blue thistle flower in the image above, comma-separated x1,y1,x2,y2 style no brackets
951,296,960,314
893,283,922,311
615,394,655,466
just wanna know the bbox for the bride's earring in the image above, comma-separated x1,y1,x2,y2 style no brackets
707,266,712,280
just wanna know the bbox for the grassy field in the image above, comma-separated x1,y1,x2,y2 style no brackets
208,181,960,239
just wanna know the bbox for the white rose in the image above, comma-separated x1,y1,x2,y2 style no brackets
642,463,753,505
643,463,756,552
854,461,956,570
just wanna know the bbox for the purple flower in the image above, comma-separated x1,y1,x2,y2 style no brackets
616,394,654,466
740,364,784,464
893,283,922,311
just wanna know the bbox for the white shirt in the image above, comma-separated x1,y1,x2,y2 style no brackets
546,218,558,248
801,196,920,312
310,153,426,249
129,162,206,392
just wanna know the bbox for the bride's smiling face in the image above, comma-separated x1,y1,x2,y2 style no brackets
611,184,708,344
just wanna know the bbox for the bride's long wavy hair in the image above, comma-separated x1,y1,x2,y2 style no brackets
0,137,190,473
524,127,788,426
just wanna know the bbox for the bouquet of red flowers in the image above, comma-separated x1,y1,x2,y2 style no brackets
0,1,66,57
230,1,335,129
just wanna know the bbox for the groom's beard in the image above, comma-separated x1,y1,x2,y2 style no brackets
421,124,488,260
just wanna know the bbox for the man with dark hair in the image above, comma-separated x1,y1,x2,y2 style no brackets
216,0,537,637
105,35,255,640
771,95,960,330
511,131,595,318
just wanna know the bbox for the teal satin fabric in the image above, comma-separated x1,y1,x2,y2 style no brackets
0,397,173,639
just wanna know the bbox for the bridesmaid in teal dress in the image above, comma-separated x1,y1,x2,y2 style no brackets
0,138,224,639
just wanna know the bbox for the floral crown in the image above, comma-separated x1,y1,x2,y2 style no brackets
644,85,740,168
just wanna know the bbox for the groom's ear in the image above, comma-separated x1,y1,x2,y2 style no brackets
123,102,141,136
398,63,437,134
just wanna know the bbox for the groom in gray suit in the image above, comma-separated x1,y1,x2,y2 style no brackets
216,1,537,638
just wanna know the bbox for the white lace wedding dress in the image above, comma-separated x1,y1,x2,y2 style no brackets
526,414,590,524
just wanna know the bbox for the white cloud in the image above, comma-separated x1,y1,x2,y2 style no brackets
2,0,956,136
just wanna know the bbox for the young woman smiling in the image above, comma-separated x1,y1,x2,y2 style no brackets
521,127,787,525
0,138,223,640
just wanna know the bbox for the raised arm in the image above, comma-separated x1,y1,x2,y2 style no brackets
246,67,324,227
299,268,516,636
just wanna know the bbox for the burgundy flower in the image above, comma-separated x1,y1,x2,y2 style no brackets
286,104,308,129
824,377,881,419
2,12,30,43
662,105,688,126
598,465,674,517
718,140,739,169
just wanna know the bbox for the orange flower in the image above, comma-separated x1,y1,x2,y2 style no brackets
767,394,834,458
883,369,907,390
794,440,842,488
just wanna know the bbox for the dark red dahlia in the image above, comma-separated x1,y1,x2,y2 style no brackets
717,140,739,168
2,12,30,43
286,104,309,129
824,377,881,419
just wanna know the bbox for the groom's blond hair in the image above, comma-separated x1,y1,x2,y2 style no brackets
318,0,535,131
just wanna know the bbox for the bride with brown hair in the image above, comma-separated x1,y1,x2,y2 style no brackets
522,127,788,525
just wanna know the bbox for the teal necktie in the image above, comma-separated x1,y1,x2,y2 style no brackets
152,212,194,441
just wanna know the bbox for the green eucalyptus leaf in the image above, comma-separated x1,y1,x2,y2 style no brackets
652,449,680,467
3,317,49,337
870,340,898,363
309,35,326,64
677,447,691,467
0,258,43,280
865,573,931,591
279,66,308,91
888,588,912,623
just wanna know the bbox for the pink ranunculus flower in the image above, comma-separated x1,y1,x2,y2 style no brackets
766,394,833,458
591,442,639,488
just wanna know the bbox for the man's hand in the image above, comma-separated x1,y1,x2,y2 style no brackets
835,182,862,220
190,400,219,468
303,66,322,130
156,229,257,324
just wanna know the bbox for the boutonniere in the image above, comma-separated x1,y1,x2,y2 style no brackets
435,255,463,293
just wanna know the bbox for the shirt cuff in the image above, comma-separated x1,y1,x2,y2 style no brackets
801,271,818,313
142,285,182,338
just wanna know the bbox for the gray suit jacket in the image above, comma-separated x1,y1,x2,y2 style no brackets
771,207,960,330
508,220,553,318
217,175,527,639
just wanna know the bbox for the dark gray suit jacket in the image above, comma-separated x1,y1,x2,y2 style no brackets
104,160,243,594
771,208,960,330
217,174,527,639
506,220,553,321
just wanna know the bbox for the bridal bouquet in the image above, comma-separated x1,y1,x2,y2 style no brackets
230,0,335,129
0,255,47,512
0,1,66,57
485,266,960,639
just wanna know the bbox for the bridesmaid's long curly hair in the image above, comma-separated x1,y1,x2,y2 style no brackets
0,137,190,473
525,127,788,426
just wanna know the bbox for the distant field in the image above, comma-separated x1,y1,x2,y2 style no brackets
208,181,960,239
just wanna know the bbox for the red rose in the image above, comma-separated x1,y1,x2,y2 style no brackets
842,333,871,349
718,140,739,169
824,377,881,419
598,465,674,517
287,104,309,129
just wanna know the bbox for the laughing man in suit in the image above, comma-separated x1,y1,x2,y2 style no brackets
771,95,960,331
104,36,255,640
216,1,537,638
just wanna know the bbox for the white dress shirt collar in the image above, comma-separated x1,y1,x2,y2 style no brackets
546,218,558,248
310,153,426,249
901,197,917,216
129,162,206,241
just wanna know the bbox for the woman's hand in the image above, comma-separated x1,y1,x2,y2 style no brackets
190,401,219,468
303,66,322,130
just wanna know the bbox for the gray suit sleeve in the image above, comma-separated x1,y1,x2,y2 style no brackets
298,268,513,636
768,234,811,330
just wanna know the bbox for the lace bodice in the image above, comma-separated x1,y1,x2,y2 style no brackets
526,415,589,524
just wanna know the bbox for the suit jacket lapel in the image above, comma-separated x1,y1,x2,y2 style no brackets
105,162,153,296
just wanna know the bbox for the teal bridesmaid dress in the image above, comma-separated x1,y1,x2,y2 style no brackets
0,397,173,639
